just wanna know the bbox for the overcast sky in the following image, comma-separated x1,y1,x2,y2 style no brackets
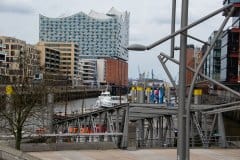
0,0,227,81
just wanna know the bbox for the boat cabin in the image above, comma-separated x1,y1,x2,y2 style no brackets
100,91,111,97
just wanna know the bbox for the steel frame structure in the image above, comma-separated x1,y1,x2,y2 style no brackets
127,1,239,160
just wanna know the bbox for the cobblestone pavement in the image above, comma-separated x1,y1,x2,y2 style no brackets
29,149,240,160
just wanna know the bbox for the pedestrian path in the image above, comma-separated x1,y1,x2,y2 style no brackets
29,149,240,160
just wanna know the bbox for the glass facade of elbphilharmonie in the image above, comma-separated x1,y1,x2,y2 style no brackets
39,7,129,61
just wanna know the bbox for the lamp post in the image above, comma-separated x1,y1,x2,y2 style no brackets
128,42,188,159
127,44,147,51
128,1,234,160
178,1,188,160
127,1,189,159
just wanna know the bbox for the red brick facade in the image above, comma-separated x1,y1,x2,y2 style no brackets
186,47,195,85
105,58,128,86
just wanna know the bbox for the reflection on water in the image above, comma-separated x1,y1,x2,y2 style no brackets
54,97,98,115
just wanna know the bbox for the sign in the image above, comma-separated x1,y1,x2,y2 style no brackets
6,85,13,95
193,89,202,96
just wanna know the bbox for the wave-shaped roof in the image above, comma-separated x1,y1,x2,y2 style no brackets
40,7,129,20
88,10,111,20
107,7,123,16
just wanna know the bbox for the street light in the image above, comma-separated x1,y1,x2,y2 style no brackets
127,44,148,51
127,1,234,160
128,43,187,160
127,1,188,160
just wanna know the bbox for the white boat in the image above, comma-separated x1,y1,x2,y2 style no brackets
95,91,128,108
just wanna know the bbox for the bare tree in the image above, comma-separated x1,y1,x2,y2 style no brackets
0,48,50,150
0,79,49,150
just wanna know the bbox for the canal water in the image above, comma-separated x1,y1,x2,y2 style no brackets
54,97,98,115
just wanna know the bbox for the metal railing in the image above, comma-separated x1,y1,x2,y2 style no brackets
226,136,240,148
136,136,240,149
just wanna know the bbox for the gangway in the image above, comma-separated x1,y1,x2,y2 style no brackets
52,102,240,149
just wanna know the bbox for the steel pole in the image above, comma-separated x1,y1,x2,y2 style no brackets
177,0,188,160
170,0,176,58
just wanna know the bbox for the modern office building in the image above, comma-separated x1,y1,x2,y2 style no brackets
79,59,97,86
78,58,128,87
96,59,106,85
35,44,60,73
25,44,40,79
221,28,240,83
39,7,129,60
223,0,240,16
0,39,6,62
204,31,222,81
36,42,80,85
0,36,39,82
0,39,7,84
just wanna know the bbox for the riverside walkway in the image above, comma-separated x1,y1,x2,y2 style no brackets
1,144,239,160
29,149,240,160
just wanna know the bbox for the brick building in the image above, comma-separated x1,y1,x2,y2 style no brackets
105,58,128,87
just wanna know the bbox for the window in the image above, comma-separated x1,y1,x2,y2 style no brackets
238,64,240,76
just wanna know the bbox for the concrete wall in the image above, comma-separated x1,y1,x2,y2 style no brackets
0,145,41,160
20,142,118,152
127,122,137,150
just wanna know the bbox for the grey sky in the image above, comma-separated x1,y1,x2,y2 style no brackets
0,0,226,81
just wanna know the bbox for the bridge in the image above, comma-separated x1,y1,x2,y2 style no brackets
26,101,237,150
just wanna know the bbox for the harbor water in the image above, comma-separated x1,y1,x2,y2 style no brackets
54,97,98,115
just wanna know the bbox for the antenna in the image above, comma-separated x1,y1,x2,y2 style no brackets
151,69,154,80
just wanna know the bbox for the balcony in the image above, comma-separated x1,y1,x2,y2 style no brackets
0,51,6,62
0,44,6,48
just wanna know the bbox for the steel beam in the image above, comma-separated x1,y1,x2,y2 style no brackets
147,4,232,50
140,119,145,147
159,52,240,97
190,117,194,147
203,105,240,114
121,105,129,148
182,33,210,45
170,0,176,58
186,7,235,156
148,118,154,147
191,101,240,110
130,109,177,115
158,56,177,88
218,113,227,147
158,116,164,146
208,114,217,144
130,103,167,107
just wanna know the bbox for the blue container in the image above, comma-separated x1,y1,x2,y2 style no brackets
150,89,155,104
158,86,165,104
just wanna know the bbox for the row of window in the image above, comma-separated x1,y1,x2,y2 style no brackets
40,18,118,25
40,36,118,41
45,43,72,47
40,24,118,29
39,15,128,60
